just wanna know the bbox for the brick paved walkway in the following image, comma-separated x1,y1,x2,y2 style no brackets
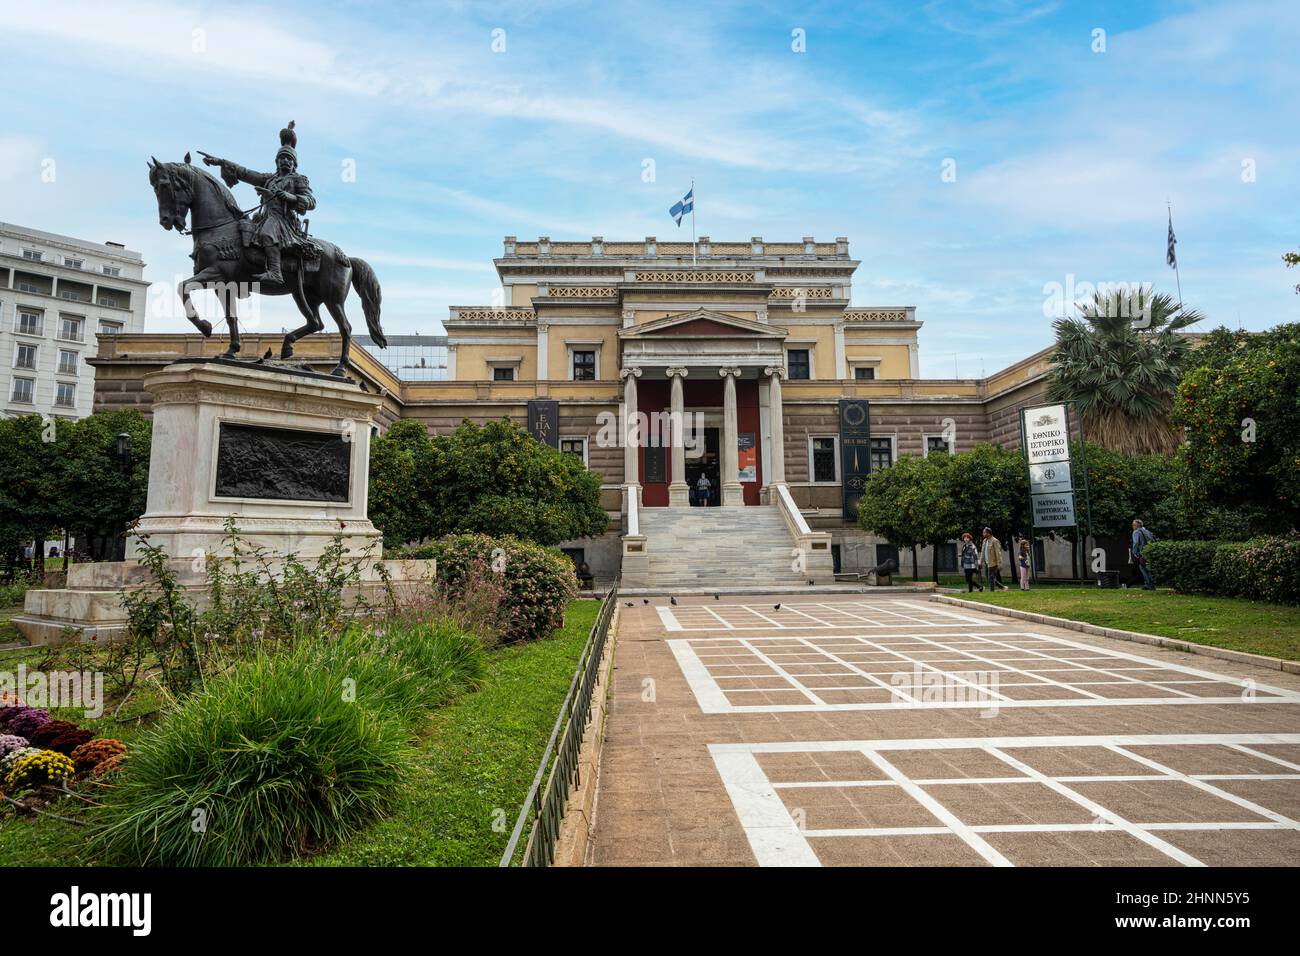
589,594,1300,866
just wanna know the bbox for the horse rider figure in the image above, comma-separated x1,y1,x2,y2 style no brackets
200,120,315,287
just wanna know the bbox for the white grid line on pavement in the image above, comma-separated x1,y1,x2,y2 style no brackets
708,734,1300,867
669,629,1300,713
654,600,999,632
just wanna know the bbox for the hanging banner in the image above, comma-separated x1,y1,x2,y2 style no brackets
737,432,756,482
839,399,871,520
1032,492,1077,528
526,399,559,449
1023,403,1071,466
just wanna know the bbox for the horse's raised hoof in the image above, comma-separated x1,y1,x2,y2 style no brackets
193,318,213,338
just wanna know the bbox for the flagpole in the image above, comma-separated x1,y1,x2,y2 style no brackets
686,178,696,267
1168,202,1183,306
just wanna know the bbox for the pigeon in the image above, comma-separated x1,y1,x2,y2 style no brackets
643,599,650,604
713,594,719,601
773,603,781,611
625,602,633,607
670,596,678,606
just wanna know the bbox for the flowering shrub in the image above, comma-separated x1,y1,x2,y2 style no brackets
0,704,31,728
29,720,81,748
48,728,96,756
0,734,30,760
94,753,127,777
6,709,51,738
71,738,127,776
0,747,41,781
4,749,75,792
399,533,578,642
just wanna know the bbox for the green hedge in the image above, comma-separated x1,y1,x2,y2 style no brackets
1146,535,1300,606
398,534,579,643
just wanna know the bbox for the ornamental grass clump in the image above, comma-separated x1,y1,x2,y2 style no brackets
71,738,128,777
4,749,74,792
310,619,486,726
92,645,411,867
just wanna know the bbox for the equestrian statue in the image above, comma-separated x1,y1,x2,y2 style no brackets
148,121,386,376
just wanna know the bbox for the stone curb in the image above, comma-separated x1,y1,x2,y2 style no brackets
932,595,1300,675
551,604,619,867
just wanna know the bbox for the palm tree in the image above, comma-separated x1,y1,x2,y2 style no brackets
1047,289,1202,455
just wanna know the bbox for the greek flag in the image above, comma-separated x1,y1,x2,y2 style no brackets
1166,209,1177,269
669,187,694,226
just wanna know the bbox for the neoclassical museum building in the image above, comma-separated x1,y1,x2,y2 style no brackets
89,236,1059,588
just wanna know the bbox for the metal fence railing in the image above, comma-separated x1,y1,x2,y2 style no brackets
499,582,619,867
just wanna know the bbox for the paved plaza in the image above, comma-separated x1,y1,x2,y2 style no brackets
590,594,1300,867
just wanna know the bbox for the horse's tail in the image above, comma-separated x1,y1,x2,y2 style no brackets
349,257,385,347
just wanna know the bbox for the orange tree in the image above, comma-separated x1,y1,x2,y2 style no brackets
1173,324,1300,532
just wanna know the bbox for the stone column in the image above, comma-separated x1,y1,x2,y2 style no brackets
719,366,744,507
764,365,787,486
666,367,689,507
620,367,641,502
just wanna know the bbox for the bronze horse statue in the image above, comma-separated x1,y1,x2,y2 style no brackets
148,154,385,376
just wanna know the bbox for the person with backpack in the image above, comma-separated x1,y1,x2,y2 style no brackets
1130,519,1156,590
960,532,983,592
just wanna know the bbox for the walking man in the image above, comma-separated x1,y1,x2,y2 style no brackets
980,527,1007,591
1131,519,1156,590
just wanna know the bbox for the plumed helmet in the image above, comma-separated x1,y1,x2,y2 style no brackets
275,120,297,166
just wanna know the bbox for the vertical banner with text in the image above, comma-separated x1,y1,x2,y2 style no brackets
527,399,559,449
839,399,871,520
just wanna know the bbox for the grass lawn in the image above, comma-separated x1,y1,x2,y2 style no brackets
958,587,1300,661
0,598,601,867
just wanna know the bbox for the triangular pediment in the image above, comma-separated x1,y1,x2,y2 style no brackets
619,309,786,339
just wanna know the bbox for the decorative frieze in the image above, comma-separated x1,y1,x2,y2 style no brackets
770,287,835,299
545,286,618,298
843,308,914,322
449,308,537,322
633,270,755,283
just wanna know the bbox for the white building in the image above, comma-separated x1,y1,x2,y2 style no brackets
1,222,147,419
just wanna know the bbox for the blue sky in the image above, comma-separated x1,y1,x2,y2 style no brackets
4,0,1297,375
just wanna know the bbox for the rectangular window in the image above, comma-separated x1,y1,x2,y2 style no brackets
572,350,596,381
17,311,43,336
14,344,37,370
61,290,83,302
58,349,78,375
65,257,83,270
492,366,515,381
59,316,84,341
55,382,76,407
98,320,124,335
102,265,121,277
17,282,41,294
98,296,119,308
853,366,876,380
925,435,954,456
560,438,588,467
10,378,35,404
22,249,42,262
787,349,811,380
870,436,894,472
810,436,837,483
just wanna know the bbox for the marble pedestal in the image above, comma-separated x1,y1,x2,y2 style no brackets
129,360,383,562
15,360,421,645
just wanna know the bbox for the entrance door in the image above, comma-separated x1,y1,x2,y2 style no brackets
684,427,720,506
